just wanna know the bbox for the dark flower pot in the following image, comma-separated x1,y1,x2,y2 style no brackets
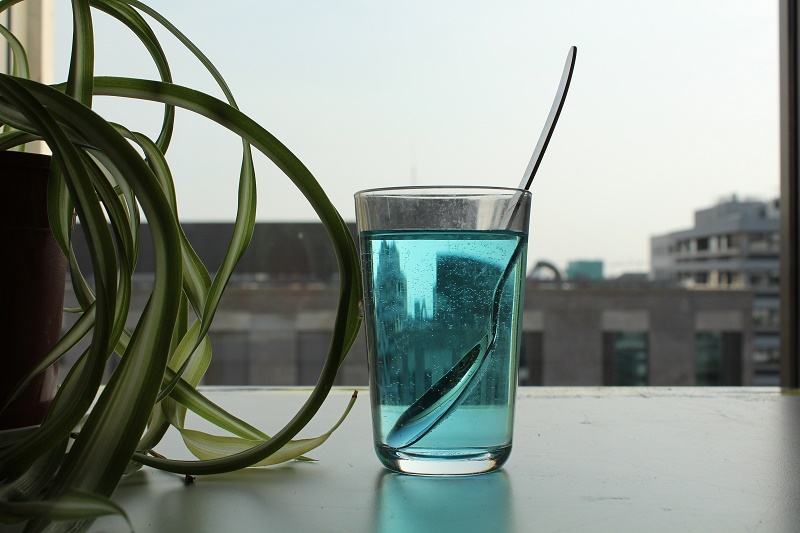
0,151,65,430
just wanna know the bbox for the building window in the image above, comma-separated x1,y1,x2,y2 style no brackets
768,272,780,288
603,332,648,386
753,307,780,328
696,332,742,386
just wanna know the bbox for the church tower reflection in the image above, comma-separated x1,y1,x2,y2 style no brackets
374,241,407,402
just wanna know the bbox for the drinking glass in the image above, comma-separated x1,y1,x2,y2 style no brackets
355,186,531,475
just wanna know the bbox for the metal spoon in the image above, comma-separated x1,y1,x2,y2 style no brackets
519,46,577,191
385,46,578,450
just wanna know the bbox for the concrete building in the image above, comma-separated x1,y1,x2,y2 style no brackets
62,222,366,386
519,285,753,386
62,222,756,387
650,196,780,384
62,280,755,388
1,0,54,155
0,0,54,85
565,260,604,281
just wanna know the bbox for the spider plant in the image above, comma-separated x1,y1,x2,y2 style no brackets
0,0,362,530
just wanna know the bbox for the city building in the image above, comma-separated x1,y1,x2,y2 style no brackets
62,222,756,387
650,195,780,384
519,283,753,386
1,0,54,156
565,260,604,281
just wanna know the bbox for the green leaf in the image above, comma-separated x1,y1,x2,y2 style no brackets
129,0,258,400
0,129,39,149
0,304,95,414
89,0,175,151
79,154,134,358
48,169,74,264
94,0,260,401
0,75,117,481
7,82,185,499
0,22,30,79
66,76,363,474
0,490,131,531
113,127,211,312
0,10,31,147
0,439,67,504
66,0,94,107
175,391,357,466
159,320,213,429
67,246,95,314
0,1,363,529
0,73,362,479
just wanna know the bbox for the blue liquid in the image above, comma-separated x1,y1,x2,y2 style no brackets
361,229,526,475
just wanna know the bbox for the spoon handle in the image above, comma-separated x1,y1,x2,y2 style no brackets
518,46,577,191
385,47,578,451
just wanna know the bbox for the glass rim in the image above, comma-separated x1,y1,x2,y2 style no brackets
354,185,531,197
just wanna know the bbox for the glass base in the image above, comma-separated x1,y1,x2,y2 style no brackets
375,444,511,476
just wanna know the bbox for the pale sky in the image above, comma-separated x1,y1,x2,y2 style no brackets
54,1,780,277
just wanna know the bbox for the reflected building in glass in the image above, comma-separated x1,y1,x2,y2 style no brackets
433,255,511,406
371,241,407,404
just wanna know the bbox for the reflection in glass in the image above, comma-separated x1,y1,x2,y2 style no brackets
373,470,512,533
